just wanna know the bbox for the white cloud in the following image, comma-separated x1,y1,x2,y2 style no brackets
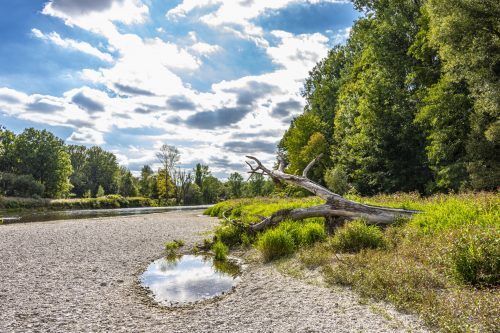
31,29,113,62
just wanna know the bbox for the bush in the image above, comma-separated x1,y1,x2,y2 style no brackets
257,228,295,262
331,220,385,252
300,222,326,246
215,224,241,247
165,239,184,253
212,241,228,261
451,227,499,287
0,172,45,198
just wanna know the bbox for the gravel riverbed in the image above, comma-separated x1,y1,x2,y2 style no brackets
0,210,429,332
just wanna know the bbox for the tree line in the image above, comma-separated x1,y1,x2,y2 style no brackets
0,126,274,203
279,0,499,195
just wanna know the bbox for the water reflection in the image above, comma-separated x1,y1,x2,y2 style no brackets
140,255,241,306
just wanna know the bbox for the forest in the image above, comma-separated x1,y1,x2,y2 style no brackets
279,0,499,195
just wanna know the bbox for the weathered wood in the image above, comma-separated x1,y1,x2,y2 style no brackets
245,155,418,231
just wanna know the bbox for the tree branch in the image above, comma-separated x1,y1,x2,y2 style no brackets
302,154,323,178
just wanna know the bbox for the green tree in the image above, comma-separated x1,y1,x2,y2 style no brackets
227,172,244,198
139,165,154,197
194,163,210,188
202,175,222,204
279,113,329,182
66,145,88,197
156,144,180,199
0,126,17,173
83,146,119,196
425,0,500,189
13,128,72,198
118,167,138,197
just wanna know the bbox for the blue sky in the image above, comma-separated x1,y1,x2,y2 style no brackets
0,0,361,177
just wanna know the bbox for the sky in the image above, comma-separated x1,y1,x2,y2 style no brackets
0,0,361,178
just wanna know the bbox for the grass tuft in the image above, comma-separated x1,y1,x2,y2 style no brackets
212,241,229,261
331,220,385,252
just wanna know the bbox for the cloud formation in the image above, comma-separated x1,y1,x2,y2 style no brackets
0,0,359,177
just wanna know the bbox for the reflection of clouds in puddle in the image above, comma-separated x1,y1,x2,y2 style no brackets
140,255,241,305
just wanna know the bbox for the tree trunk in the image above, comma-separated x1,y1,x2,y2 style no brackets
244,155,418,232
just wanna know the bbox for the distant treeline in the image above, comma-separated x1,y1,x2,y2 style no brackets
279,0,499,195
0,126,274,204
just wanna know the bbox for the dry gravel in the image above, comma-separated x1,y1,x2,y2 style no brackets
0,210,429,332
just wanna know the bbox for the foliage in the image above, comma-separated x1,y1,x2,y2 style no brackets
257,227,295,262
96,185,105,198
212,241,229,261
324,166,350,195
214,224,242,247
13,128,73,198
227,172,244,198
451,226,499,287
205,196,324,224
322,192,500,333
0,172,45,198
278,0,499,194
330,220,385,253
0,195,156,210
165,239,184,254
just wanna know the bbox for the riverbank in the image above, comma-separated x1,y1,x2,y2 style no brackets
0,195,157,211
0,210,427,332
207,193,499,332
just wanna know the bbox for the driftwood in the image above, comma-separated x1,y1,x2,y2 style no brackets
245,155,417,232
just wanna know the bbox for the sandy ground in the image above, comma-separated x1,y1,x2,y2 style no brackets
0,210,429,332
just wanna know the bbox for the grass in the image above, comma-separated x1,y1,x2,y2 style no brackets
208,192,499,332
212,241,229,261
165,239,184,254
0,195,158,211
330,220,385,252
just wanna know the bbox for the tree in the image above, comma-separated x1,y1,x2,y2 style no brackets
425,0,500,190
156,144,180,199
0,126,16,173
194,163,210,188
83,146,119,196
139,165,154,197
13,128,72,198
119,167,138,197
67,145,88,197
172,168,192,204
279,113,329,182
227,172,244,198
202,175,222,204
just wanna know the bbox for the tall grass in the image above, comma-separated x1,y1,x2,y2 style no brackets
208,192,499,332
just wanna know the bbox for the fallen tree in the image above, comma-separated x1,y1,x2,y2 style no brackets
245,155,418,233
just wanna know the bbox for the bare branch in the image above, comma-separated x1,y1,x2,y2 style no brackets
302,154,323,178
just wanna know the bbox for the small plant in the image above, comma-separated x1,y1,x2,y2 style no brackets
299,222,326,246
212,241,229,261
165,239,184,253
331,220,385,252
215,224,241,247
241,233,253,248
298,242,331,269
257,228,295,262
451,227,499,287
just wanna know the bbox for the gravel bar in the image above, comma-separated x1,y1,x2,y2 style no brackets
0,210,429,332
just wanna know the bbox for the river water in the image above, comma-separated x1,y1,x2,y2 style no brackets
0,205,213,223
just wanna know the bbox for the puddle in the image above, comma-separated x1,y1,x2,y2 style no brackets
140,255,241,306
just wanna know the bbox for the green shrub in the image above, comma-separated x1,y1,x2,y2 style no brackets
212,241,228,261
299,242,331,269
0,172,45,198
165,240,182,253
241,233,253,248
451,227,499,287
257,228,295,262
299,222,326,246
215,224,241,247
331,220,385,252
